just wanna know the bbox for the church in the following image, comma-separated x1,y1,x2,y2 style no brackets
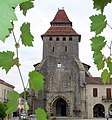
29,9,112,119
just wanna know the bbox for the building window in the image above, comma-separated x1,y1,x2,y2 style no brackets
56,37,59,41
57,63,61,68
49,37,52,41
93,88,98,97
65,46,67,52
53,47,54,52
63,37,66,41
106,88,111,99
69,37,72,41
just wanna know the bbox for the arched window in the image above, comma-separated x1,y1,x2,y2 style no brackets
49,37,52,41
56,37,59,41
93,104,105,117
63,37,66,41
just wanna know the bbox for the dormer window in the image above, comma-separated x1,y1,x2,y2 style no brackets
49,37,52,41
56,37,59,41
63,37,66,41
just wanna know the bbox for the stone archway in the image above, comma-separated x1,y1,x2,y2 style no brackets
93,104,105,118
55,98,67,116
50,96,70,116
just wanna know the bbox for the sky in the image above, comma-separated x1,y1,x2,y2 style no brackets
0,0,111,93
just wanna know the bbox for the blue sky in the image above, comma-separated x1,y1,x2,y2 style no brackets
0,0,111,92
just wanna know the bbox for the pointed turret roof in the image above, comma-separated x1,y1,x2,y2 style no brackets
42,9,81,41
50,9,72,25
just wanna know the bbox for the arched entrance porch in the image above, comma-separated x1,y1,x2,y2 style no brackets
93,104,105,118
52,98,69,116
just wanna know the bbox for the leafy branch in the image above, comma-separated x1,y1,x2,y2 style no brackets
90,0,112,83
0,0,47,120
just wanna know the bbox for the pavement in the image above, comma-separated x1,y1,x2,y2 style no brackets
12,117,112,120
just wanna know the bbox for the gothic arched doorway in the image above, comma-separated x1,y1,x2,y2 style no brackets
52,98,68,116
93,104,105,118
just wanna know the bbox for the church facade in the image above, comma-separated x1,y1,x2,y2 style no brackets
31,9,112,119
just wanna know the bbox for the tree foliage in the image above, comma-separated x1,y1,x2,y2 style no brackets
90,0,112,83
0,102,7,119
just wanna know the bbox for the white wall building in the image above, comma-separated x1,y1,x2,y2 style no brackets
86,77,112,118
0,79,14,103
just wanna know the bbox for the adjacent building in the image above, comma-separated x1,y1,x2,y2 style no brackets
0,79,14,103
31,9,112,119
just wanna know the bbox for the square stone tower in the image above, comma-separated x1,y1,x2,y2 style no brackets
34,9,87,118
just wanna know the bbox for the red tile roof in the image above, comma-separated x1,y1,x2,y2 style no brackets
50,9,72,24
42,9,81,40
86,77,112,85
42,26,81,36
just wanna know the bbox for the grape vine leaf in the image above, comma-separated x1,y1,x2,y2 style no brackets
91,36,106,52
90,14,107,35
20,22,34,46
93,51,104,70
35,108,48,120
101,69,110,84
6,91,20,114
0,0,28,42
0,51,19,73
107,62,112,74
20,0,34,16
29,70,45,91
93,0,112,13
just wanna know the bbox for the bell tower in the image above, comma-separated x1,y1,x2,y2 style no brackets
42,9,80,59
34,9,86,118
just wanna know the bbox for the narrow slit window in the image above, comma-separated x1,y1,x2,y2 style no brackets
53,47,54,52
65,46,67,52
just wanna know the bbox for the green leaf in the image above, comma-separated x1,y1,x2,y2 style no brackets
93,51,103,64
93,51,104,70
35,108,47,120
0,51,19,73
107,62,112,74
20,0,34,16
20,22,34,46
0,0,28,41
91,36,106,51
29,70,45,91
90,14,107,35
6,91,19,114
93,0,112,13
101,69,110,84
